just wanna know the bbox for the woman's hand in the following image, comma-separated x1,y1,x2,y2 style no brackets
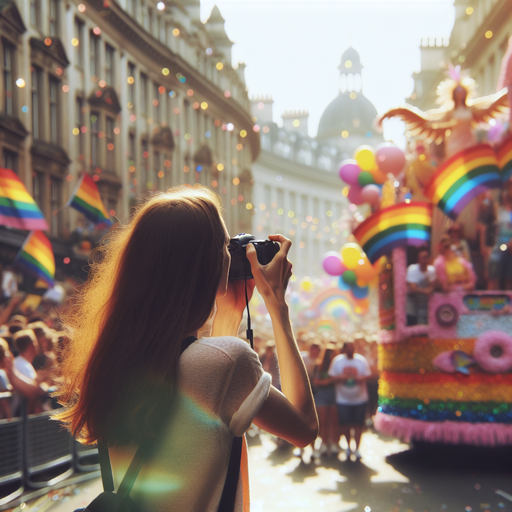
246,235,292,311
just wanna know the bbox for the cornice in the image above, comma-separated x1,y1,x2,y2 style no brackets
257,150,342,188
461,0,512,69
84,0,260,161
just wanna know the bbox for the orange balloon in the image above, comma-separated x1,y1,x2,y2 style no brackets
371,167,387,185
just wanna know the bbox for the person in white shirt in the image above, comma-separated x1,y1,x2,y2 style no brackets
328,342,371,460
406,247,437,326
1,267,18,302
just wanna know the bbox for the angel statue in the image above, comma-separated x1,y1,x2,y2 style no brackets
379,65,509,160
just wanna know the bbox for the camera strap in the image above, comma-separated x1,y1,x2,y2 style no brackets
243,272,253,350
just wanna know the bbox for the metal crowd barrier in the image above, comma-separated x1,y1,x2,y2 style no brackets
0,405,99,507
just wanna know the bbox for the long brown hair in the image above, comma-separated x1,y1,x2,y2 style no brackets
53,186,226,446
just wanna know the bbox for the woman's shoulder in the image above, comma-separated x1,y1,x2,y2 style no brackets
195,336,256,363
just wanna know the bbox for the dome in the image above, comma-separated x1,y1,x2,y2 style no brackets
316,91,378,140
339,47,362,74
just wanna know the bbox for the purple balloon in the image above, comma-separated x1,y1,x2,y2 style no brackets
339,159,362,186
361,184,381,205
322,252,346,276
348,185,364,205
376,143,406,176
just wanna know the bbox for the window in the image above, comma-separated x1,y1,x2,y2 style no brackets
105,44,115,86
106,116,115,171
128,62,135,107
3,42,14,116
32,171,43,207
50,178,61,235
4,150,18,174
153,83,160,124
30,0,41,26
49,0,59,37
142,4,149,30
49,77,59,144
140,73,148,116
141,139,148,189
74,17,84,68
91,111,99,168
31,66,41,139
90,31,100,78
75,97,84,158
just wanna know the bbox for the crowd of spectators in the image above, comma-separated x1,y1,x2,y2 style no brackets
0,294,65,419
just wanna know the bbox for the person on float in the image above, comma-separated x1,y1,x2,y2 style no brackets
447,222,471,262
488,181,512,290
434,234,477,292
406,246,437,325
52,186,318,512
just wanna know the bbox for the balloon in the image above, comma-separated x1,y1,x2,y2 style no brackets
341,244,361,269
322,252,346,276
356,277,368,287
347,186,364,205
376,143,406,176
358,171,375,187
352,283,369,299
371,167,387,184
361,184,380,205
338,276,351,291
301,277,313,292
341,270,357,285
354,145,377,171
339,160,362,186
355,256,378,281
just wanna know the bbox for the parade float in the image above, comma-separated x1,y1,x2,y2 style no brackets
342,64,512,446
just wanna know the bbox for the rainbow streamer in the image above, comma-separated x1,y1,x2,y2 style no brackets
425,144,500,220
15,231,55,286
353,202,432,264
68,173,111,226
0,168,48,230
498,134,512,183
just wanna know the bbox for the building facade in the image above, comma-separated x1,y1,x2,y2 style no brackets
409,0,512,110
250,48,383,279
0,0,258,279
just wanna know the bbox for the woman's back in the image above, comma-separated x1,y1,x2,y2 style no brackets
109,336,271,512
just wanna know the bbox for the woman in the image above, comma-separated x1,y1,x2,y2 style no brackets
312,343,338,457
434,234,476,292
52,186,317,512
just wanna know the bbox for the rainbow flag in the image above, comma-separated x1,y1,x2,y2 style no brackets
0,168,48,230
353,202,432,264
15,231,55,286
498,134,512,183
68,173,111,226
425,144,500,220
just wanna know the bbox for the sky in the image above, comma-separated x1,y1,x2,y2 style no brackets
200,0,456,147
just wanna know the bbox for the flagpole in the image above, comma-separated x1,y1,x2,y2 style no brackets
66,171,86,208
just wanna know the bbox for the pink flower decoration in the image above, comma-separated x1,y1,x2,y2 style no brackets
474,331,512,373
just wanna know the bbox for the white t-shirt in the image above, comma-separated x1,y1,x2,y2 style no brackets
2,270,17,298
406,264,437,316
14,356,37,381
328,354,371,405
109,336,272,512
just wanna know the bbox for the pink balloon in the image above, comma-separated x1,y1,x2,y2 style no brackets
376,143,406,176
347,186,364,205
322,252,346,276
361,184,381,205
339,159,362,186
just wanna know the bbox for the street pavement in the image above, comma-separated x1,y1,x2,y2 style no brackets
9,428,512,512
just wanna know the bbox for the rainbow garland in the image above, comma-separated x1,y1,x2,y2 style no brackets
425,144,500,220
14,231,55,286
498,134,512,182
68,173,112,226
353,202,432,264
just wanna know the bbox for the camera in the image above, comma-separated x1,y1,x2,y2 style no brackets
228,233,280,280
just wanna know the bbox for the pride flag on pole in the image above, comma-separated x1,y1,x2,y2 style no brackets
0,168,48,230
68,173,111,226
14,231,55,286
353,202,432,264
425,144,500,220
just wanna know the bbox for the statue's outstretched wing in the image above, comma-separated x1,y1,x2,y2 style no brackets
469,89,509,124
378,104,450,144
